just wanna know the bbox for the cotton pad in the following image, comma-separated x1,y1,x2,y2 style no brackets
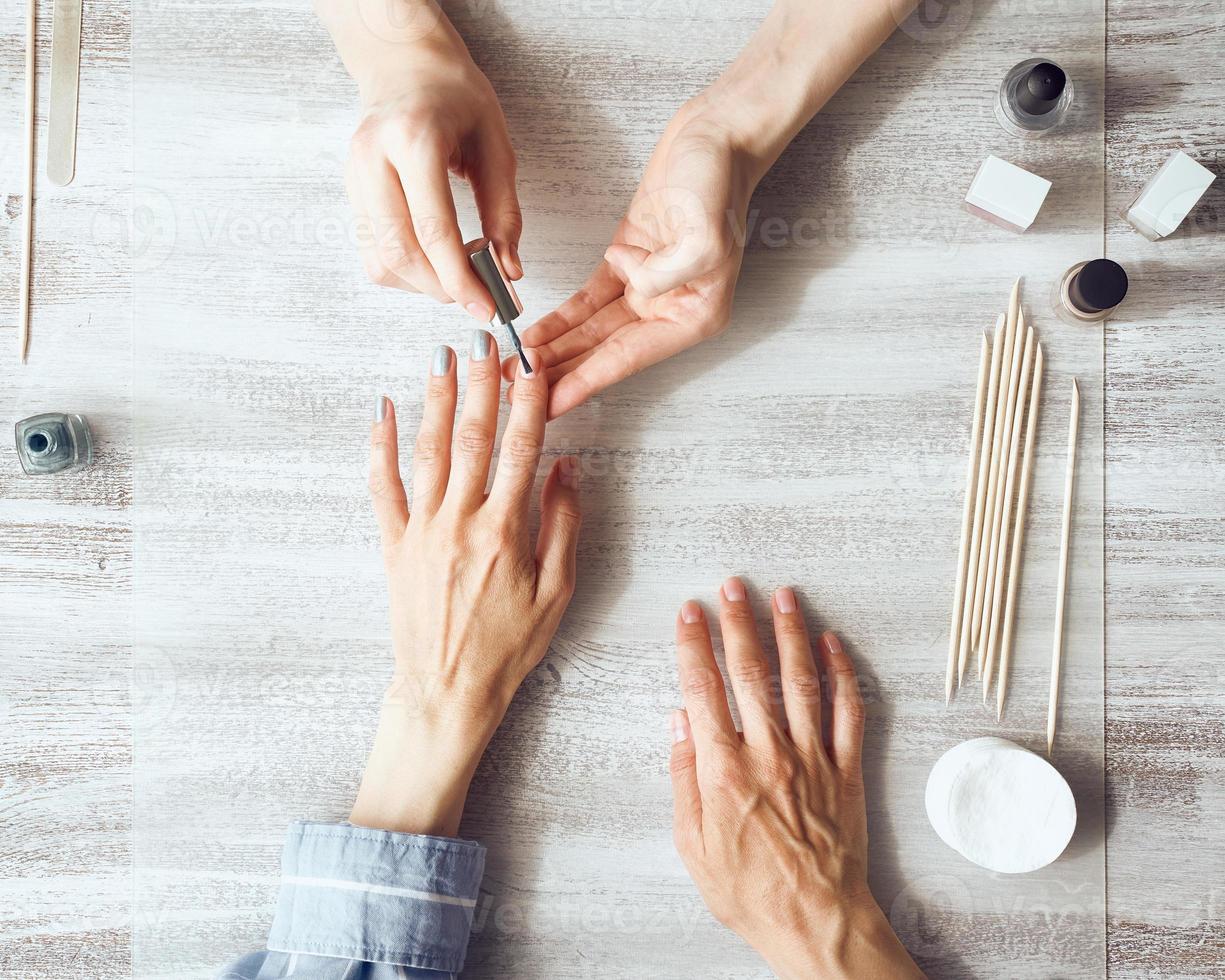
925,737,1076,874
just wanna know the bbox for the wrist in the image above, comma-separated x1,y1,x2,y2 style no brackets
761,896,922,980
316,0,473,104
348,685,507,838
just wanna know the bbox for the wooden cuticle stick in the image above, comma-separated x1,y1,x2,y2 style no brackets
945,333,992,703
981,322,1035,701
1047,379,1080,753
973,281,1022,670
19,0,37,363
957,314,1005,686
997,342,1044,721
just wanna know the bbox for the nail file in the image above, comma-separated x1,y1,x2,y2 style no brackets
47,0,82,187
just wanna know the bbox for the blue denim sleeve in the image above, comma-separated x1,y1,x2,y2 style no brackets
218,821,486,979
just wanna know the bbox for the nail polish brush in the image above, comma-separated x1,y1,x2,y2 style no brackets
466,238,530,373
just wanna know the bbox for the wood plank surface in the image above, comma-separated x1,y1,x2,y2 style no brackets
0,0,1220,977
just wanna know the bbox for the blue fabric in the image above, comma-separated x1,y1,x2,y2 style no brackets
219,821,485,979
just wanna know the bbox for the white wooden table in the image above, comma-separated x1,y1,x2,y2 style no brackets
1,0,1222,977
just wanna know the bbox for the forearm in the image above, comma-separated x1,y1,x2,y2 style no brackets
314,0,470,101
700,0,918,178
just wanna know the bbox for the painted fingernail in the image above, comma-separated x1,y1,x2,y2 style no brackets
775,586,797,615
465,301,492,321
471,329,491,360
519,348,539,378
559,456,580,490
680,600,702,625
373,395,387,423
431,345,453,377
671,709,690,744
722,576,746,603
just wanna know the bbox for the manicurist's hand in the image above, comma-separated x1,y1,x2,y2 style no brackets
317,0,522,316
670,579,924,980
351,333,580,837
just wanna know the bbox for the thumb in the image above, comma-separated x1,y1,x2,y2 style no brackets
604,238,712,299
669,709,702,854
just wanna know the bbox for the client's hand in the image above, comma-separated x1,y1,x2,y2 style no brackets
503,102,755,418
670,579,923,980
351,334,580,836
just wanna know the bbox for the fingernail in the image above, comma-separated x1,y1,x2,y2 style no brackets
431,345,453,377
509,243,522,276
373,395,387,423
559,455,580,490
722,577,746,603
519,348,539,378
670,709,690,744
680,600,702,625
471,329,491,360
822,630,843,655
775,586,796,615
465,301,492,321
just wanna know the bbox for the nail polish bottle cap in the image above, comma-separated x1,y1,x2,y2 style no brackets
1017,62,1067,115
465,238,523,325
1069,259,1129,313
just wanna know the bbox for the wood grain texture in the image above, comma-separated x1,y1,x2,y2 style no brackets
0,0,1220,978
0,0,132,977
1103,1,1225,977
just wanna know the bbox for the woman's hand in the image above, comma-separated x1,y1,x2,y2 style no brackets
504,102,758,418
350,334,580,837
318,0,523,315
670,579,923,980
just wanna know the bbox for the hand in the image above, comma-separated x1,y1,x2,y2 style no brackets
350,334,581,836
504,102,759,418
670,579,923,980
320,0,522,315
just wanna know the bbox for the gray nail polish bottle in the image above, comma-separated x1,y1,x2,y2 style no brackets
15,413,94,475
995,59,1073,138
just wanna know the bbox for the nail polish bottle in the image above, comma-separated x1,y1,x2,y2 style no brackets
995,59,1074,138
14,413,94,475
1052,259,1129,326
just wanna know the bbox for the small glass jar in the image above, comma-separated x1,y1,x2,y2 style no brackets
15,413,94,475
995,58,1074,138
1052,260,1129,326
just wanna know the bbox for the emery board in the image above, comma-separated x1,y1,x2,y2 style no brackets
47,0,83,186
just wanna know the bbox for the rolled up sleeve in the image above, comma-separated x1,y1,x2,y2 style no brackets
265,820,485,974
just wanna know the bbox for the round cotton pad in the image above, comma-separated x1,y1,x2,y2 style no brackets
925,737,1076,874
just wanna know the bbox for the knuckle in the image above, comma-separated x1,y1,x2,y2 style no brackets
503,432,542,465
775,616,808,639
680,665,723,700
762,751,799,784
413,433,447,466
456,422,495,458
669,750,697,779
708,755,742,794
784,672,822,704
415,215,452,250
721,602,756,626
840,697,867,726
727,658,772,688
378,239,425,274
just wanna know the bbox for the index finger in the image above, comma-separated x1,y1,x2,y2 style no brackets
675,601,737,749
391,141,494,320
